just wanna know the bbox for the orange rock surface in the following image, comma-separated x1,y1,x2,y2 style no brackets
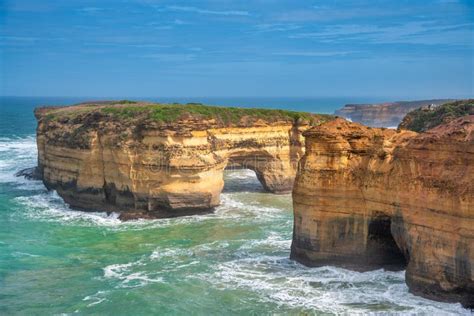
35,102,329,219
291,116,474,307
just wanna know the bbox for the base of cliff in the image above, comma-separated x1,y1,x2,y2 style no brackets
406,273,474,309
117,208,214,221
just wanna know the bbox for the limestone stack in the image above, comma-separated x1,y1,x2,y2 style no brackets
35,102,330,219
291,116,473,307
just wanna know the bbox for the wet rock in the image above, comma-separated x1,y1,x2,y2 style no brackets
15,167,42,180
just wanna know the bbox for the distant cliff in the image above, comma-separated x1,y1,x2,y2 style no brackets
335,99,454,127
291,116,473,307
399,99,474,132
35,101,332,219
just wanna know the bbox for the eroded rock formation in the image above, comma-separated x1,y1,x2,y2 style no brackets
35,101,330,218
291,116,473,307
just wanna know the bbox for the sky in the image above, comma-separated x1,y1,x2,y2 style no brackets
0,0,473,98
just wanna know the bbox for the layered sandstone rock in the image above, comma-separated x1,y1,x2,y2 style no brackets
35,101,330,218
291,116,473,307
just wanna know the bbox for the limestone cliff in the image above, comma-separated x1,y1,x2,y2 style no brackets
291,116,473,307
35,101,331,219
335,99,453,127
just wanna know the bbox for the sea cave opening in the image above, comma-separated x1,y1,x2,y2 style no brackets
222,165,265,193
367,215,408,271
222,154,270,193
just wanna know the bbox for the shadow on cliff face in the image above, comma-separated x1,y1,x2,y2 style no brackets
222,169,265,193
367,215,408,271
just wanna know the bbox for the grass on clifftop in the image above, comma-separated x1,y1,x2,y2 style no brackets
102,103,321,124
42,101,331,126
399,99,474,132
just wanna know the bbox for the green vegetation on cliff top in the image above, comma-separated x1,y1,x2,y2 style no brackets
40,100,332,126
399,99,474,132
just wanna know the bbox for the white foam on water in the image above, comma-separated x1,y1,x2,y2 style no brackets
12,251,41,258
103,260,164,288
238,231,291,251
224,168,257,180
13,188,213,230
0,136,37,153
82,290,109,308
14,191,124,227
196,255,470,315
149,247,194,261
191,240,231,253
0,136,39,185
2,141,286,230
215,193,288,221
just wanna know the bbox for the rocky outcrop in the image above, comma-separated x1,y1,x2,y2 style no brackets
15,167,42,180
399,99,474,132
35,101,331,219
291,116,473,308
335,99,453,127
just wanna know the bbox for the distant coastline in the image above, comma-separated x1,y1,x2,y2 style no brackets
334,99,455,127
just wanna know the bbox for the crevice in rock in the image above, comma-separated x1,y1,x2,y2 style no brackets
367,215,408,271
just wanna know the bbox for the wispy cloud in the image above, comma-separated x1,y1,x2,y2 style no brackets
0,36,67,46
272,51,356,57
275,7,399,22
437,0,459,4
77,7,104,14
127,44,170,48
146,19,190,30
0,36,38,42
161,6,250,16
289,21,473,45
142,53,196,62
254,23,301,32
173,19,189,25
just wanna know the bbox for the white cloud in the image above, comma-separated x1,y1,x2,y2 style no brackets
289,21,473,45
437,0,459,4
142,53,196,62
272,51,356,57
77,7,104,14
254,23,301,32
162,6,250,16
0,36,38,42
173,19,188,25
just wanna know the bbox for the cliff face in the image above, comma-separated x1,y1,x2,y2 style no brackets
35,102,330,219
335,99,453,127
291,117,474,307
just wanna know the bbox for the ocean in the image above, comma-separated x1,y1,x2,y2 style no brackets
0,96,469,315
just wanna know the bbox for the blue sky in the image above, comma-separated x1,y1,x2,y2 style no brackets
1,0,473,98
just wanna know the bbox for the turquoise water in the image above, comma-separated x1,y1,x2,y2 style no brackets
0,97,469,315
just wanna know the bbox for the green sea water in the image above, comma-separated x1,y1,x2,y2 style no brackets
0,97,469,315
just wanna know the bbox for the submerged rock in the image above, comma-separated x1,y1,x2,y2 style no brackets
15,167,42,180
291,116,474,308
